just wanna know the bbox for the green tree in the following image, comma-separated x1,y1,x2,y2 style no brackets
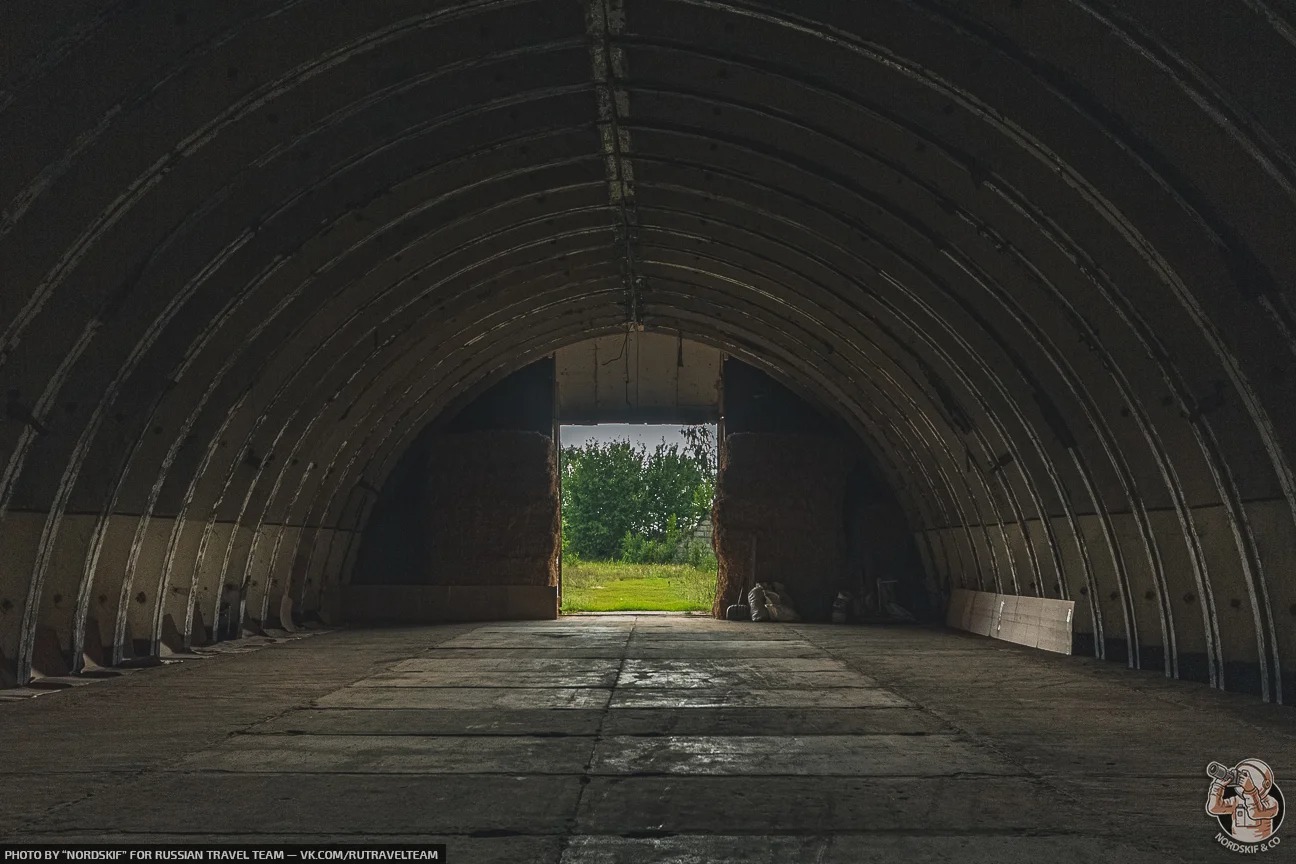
561,426,716,562
561,439,644,560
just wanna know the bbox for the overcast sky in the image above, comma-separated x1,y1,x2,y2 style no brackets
561,424,713,449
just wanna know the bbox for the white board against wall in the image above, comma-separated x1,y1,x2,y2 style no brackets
946,588,1075,655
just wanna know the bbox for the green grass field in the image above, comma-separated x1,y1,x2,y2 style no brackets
560,559,716,613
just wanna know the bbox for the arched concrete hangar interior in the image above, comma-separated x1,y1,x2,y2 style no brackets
1,1,1295,707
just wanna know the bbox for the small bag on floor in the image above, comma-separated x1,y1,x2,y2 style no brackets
749,582,800,622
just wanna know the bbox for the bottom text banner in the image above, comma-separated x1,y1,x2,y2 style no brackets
1,847,448,863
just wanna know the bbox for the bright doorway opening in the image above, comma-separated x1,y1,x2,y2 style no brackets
558,424,718,613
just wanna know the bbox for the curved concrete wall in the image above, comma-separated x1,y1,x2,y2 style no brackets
1,1,1294,699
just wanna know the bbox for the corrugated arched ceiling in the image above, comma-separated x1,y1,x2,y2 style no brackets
1,0,1294,700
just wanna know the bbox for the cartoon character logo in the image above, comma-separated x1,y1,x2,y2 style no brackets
1206,759,1284,850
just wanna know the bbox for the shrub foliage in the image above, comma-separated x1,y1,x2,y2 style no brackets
561,426,716,565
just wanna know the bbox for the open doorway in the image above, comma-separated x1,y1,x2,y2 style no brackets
558,423,718,613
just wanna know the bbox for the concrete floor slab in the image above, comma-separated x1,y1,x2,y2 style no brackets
0,773,124,835
600,707,951,736
992,732,1253,778
251,708,610,736
436,633,629,649
573,776,1084,833
180,734,594,774
317,686,612,710
617,661,872,689
621,640,827,657
34,774,581,835
438,640,631,651
627,628,803,641
248,705,949,738
3,614,1290,863
356,669,618,687
558,834,1165,864
390,657,622,673
622,657,849,672
589,733,1018,776
427,648,627,659
609,686,910,709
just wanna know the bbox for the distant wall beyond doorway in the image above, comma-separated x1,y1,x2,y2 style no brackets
712,432,851,621
712,359,928,622
345,361,560,622
556,332,721,425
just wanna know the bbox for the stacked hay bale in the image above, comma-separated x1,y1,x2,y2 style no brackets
711,433,851,621
423,430,559,587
